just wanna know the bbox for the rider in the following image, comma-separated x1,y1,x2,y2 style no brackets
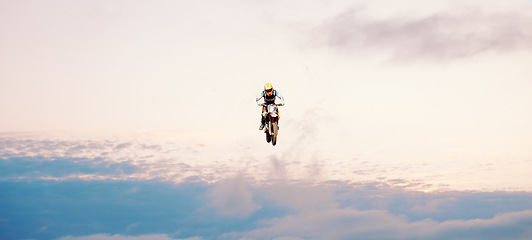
256,83,285,130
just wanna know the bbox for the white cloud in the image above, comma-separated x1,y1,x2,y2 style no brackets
206,174,261,217
231,209,532,240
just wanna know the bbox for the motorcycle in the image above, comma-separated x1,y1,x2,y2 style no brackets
261,103,283,146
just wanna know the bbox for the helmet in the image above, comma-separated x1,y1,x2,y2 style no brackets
264,83,273,95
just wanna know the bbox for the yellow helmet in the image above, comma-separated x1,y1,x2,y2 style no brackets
264,83,273,93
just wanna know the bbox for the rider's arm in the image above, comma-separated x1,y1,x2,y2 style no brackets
256,95,264,106
276,94,285,106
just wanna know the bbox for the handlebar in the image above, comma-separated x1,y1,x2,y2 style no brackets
256,98,284,106
259,103,284,107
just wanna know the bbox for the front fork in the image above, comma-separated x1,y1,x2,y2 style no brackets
263,109,278,133
263,114,276,133
267,115,278,133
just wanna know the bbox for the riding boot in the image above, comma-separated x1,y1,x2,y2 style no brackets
259,116,265,130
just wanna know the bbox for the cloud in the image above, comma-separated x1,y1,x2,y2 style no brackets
309,1,532,61
232,208,532,240
2,132,532,239
0,134,198,182
3,131,532,192
206,174,261,217
115,142,134,150
0,156,138,181
257,181,337,213
225,181,532,239
0,180,211,240
2,176,532,239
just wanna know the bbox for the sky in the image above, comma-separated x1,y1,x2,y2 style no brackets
1,0,532,239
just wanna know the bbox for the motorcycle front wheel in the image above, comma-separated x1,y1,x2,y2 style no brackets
266,132,271,143
271,122,278,146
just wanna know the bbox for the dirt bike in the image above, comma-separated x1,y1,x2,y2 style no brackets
261,103,283,146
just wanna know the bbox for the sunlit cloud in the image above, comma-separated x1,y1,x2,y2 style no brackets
2,131,532,191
